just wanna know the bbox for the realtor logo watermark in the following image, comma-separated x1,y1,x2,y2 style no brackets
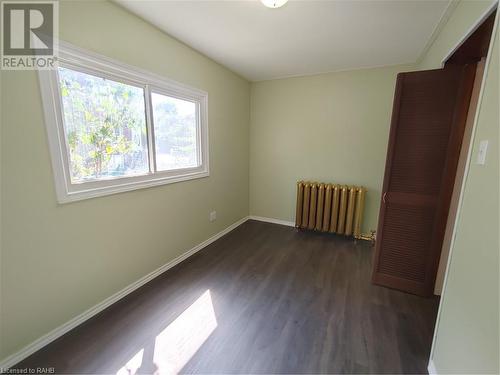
1,1,58,69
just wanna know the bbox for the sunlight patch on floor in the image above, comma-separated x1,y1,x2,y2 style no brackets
153,289,218,374
116,348,144,375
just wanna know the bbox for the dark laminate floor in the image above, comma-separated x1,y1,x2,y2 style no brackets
16,220,439,374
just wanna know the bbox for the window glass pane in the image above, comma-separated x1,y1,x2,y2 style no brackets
151,92,198,171
58,67,149,183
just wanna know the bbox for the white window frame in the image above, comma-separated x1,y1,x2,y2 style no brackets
38,41,209,203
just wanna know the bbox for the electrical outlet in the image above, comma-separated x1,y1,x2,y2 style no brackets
209,211,217,222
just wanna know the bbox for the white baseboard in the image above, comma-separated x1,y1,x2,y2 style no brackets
428,359,438,375
0,216,250,369
249,215,295,227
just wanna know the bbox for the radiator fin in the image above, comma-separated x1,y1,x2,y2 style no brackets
322,185,333,232
337,186,348,234
329,185,340,233
315,184,325,231
302,183,311,228
308,183,318,230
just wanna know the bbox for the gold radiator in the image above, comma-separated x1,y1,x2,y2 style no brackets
295,181,366,239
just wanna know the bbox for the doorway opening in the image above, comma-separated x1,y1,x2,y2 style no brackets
434,7,497,295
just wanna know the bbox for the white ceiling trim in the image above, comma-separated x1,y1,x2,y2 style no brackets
415,0,459,65
252,61,415,82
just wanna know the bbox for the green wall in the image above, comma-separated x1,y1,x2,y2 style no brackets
0,0,250,361
419,1,500,373
249,64,412,233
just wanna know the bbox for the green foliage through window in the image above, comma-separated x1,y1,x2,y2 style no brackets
59,67,148,182
58,66,201,185
152,92,197,171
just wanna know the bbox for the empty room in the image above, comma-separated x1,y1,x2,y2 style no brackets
0,0,498,374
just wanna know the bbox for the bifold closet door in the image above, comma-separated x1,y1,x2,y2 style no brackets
372,65,476,296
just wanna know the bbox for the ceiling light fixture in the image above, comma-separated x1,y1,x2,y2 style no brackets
260,0,288,9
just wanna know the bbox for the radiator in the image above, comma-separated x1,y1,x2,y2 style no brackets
295,181,366,239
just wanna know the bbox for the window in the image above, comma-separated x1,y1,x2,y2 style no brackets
39,42,209,203
151,92,198,172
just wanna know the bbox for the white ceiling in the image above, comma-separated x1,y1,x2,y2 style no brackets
116,0,453,81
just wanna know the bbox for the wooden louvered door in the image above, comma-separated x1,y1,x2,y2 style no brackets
372,65,476,296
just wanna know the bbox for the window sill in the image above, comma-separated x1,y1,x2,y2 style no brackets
57,169,209,204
